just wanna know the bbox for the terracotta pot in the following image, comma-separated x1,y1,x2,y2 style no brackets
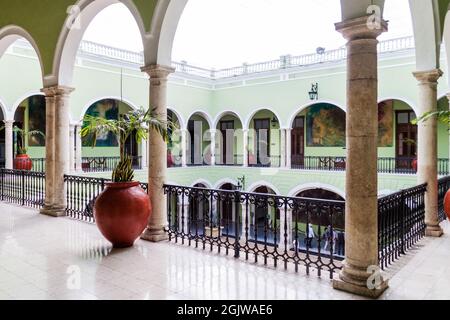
14,154,32,171
94,181,151,248
412,158,418,172
444,189,450,221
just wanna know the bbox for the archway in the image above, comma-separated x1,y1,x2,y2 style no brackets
291,103,346,169
81,98,141,171
378,99,417,173
186,112,212,166
12,94,46,171
167,109,183,167
215,112,244,166
248,109,281,168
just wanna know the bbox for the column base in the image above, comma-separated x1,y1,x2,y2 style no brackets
141,226,169,242
40,205,66,217
425,225,444,237
333,278,389,299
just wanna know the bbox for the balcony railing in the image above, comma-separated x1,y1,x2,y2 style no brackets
378,183,427,270
81,156,142,173
164,184,345,278
248,155,282,168
0,169,442,276
438,176,450,223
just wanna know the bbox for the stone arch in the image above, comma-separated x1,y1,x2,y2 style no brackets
378,97,418,117
191,179,212,189
53,0,146,87
186,110,213,129
0,25,45,82
11,91,45,117
0,96,8,121
167,107,185,130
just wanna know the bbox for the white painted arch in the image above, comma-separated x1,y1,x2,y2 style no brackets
378,97,418,116
287,100,347,129
247,181,281,195
167,107,186,130
186,110,214,130
78,96,140,122
212,110,244,129
191,179,213,189
0,96,8,120
0,25,45,82
52,0,146,87
244,107,282,130
11,91,45,118
288,183,346,199
214,178,238,190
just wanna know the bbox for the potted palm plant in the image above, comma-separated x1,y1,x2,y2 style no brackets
0,125,45,171
81,107,170,248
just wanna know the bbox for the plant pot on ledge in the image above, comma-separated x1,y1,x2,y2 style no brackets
94,181,151,248
14,154,32,171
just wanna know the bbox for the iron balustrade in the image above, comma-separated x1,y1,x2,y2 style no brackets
81,156,142,172
291,156,346,171
378,183,427,270
0,169,45,209
64,174,148,223
248,155,282,168
164,184,345,278
438,176,450,223
31,158,46,172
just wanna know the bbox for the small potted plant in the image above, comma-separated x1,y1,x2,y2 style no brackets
0,125,45,171
81,107,171,248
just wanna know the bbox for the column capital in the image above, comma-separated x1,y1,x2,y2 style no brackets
335,16,388,41
413,69,443,85
2,119,15,125
41,85,75,97
141,64,175,79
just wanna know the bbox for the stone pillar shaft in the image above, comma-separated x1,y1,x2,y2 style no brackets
414,69,443,237
286,128,292,168
243,129,249,167
3,120,14,169
333,17,388,298
210,129,216,166
141,65,175,242
280,129,286,167
75,124,83,172
40,86,74,217
181,129,188,167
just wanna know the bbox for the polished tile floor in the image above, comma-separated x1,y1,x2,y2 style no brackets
0,202,449,300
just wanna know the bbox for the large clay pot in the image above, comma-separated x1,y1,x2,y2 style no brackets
94,181,151,248
444,189,450,221
14,154,33,171
411,158,418,172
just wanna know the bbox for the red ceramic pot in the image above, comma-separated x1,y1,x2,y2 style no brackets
94,181,151,248
412,158,418,172
14,154,33,171
444,189,450,221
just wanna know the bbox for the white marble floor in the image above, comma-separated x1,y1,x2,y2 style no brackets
0,202,449,300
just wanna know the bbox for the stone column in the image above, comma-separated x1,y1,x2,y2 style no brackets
181,129,188,167
241,203,248,237
75,124,83,172
69,124,75,172
414,69,443,237
210,129,217,166
178,195,190,234
243,129,249,167
141,65,175,242
3,120,14,169
333,17,388,298
280,128,286,167
279,208,292,250
141,139,148,169
40,86,74,217
286,128,292,168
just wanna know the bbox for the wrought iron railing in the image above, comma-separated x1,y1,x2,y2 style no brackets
248,155,282,168
164,184,345,278
31,158,46,172
438,176,450,223
64,175,148,223
0,169,45,209
81,156,142,172
292,156,346,171
378,183,427,270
